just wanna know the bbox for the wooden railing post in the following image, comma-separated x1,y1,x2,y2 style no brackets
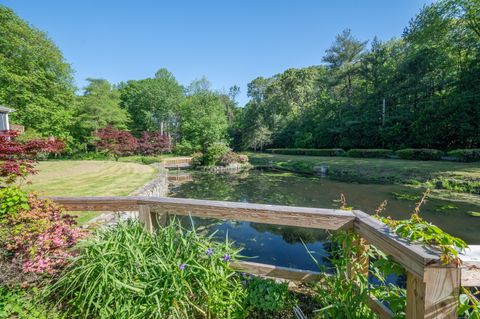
138,204,153,233
406,266,461,319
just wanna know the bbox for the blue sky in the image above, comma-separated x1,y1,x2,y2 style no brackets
3,0,432,106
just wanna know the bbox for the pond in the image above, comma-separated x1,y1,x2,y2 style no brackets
169,169,480,270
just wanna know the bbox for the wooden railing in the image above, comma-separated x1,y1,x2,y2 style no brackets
51,196,479,319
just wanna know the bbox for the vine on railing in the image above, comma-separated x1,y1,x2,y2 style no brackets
312,192,479,318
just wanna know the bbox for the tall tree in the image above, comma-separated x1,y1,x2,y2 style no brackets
119,69,184,133
0,6,75,138
73,79,130,146
178,90,228,152
323,29,367,106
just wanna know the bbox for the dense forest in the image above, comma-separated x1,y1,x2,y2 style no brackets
1,0,479,154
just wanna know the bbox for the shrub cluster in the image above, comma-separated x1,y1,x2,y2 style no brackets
0,187,83,274
266,148,346,156
395,148,443,161
346,149,393,158
94,126,171,160
203,142,231,166
447,149,480,162
192,142,249,167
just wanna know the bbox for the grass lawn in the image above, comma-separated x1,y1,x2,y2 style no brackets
24,160,157,197
248,152,480,186
23,161,157,224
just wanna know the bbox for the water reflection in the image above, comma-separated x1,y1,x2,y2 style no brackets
169,169,480,270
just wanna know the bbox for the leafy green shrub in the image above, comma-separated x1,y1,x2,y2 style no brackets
175,141,195,156
447,149,480,162
246,277,292,316
346,149,393,158
48,220,246,319
0,286,62,319
395,148,443,161
266,148,346,156
204,142,231,166
0,187,30,218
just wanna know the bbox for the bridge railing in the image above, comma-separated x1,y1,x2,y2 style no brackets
51,196,478,319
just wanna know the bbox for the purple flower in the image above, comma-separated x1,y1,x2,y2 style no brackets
179,263,186,270
206,248,214,256
222,254,231,262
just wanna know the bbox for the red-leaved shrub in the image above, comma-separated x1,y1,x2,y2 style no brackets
94,126,138,159
136,131,171,155
0,130,64,184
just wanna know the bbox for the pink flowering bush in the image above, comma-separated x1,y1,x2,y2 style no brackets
0,187,84,274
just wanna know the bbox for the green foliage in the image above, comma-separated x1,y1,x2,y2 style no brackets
378,212,467,265
266,148,346,156
0,6,75,139
307,231,379,319
346,149,393,158
447,149,480,162
0,286,63,319
433,177,480,194
246,277,292,315
458,287,480,319
179,92,229,152
48,220,246,319
237,0,480,151
0,187,29,218
119,69,184,133
395,149,444,161
73,79,130,145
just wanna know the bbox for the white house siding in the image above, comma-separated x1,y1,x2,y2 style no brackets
0,113,9,131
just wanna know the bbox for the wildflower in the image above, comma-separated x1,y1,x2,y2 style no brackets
222,254,231,262
179,263,186,270
206,248,214,256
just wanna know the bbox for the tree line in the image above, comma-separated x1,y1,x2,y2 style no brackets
236,0,480,151
1,0,479,155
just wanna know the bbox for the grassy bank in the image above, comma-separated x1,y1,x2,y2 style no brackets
248,152,480,193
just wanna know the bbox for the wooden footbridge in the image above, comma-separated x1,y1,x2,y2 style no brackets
51,196,479,319
161,157,192,169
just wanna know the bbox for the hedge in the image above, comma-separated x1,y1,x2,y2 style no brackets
346,149,393,158
447,149,480,162
266,148,346,156
395,148,444,161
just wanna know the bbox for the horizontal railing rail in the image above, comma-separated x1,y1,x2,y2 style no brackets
50,195,478,319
